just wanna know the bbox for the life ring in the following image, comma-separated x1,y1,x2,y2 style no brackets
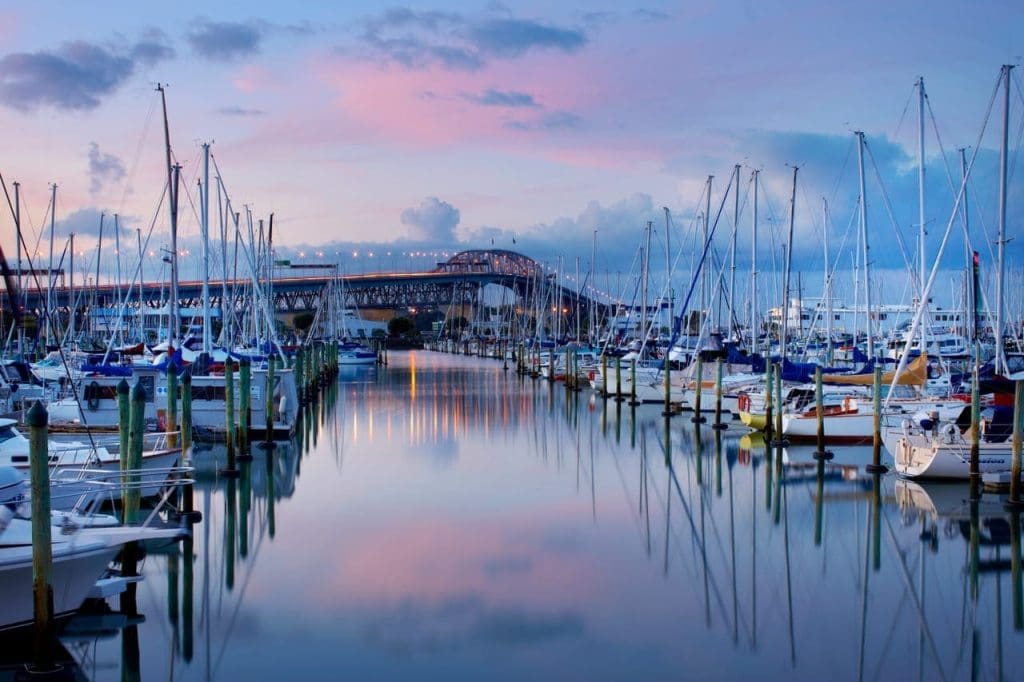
85,381,101,411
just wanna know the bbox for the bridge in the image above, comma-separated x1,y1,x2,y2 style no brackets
3,249,609,329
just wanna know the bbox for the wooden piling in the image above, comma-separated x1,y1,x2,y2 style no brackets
601,353,608,398
117,379,130,475
691,356,706,423
866,365,888,473
126,382,145,523
221,360,239,477
238,358,251,458
628,358,640,406
181,372,192,452
27,401,54,670
662,353,673,417
179,372,199,522
265,355,276,442
712,359,726,430
166,359,178,449
764,362,774,439
970,362,981,495
813,367,832,460
771,362,787,446
614,356,623,402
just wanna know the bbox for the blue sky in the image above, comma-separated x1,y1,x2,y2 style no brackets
0,1,1020,295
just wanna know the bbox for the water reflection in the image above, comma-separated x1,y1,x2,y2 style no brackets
62,351,1023,680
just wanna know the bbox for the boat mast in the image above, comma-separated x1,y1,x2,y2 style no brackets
781,166,798,363
217,176,229,346
267,213,274,347
575,256,581,342
663,208,672,339
917,77,927,297
642,225,650,342
995,64,1013,375
114,213,122,347
13,181,22,359
750,170,759,353
916,76,931,362
855,132,874,358
703,176,712,330
590,229,597,344
94,214,104,338
157,84,180,347
201,142,212,356
823,198,833,364
136,228,143,342
68,232,74,349
47,183,56,347
730,164,740,342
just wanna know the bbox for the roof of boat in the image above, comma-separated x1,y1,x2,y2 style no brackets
0,418,17,429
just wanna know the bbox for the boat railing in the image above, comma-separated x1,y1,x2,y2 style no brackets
50,464,195,519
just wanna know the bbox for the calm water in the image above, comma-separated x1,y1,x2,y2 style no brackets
66,351,1023,680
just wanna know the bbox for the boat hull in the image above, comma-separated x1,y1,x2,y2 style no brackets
888,431,1013,479
0,543,117,631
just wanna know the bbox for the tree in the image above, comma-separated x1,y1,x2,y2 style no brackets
388,316,416,337
293,311,315,332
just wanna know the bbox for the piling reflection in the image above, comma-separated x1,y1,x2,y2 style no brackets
70,352,1024,680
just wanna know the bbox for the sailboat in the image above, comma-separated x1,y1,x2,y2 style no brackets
881,65,1018,480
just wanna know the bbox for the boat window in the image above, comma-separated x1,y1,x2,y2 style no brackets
137,376,156,402
0,426,16,443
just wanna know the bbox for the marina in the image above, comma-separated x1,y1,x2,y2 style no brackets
3,351,1018,680
0,2,1022,679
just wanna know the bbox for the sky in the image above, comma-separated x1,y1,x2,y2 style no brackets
0,1,1021,302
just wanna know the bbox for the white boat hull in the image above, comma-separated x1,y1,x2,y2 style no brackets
887,430,1013,479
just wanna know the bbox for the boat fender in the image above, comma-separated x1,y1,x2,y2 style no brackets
85,381,101,411
0,505,12,536
278,395,288,420
901,418,914,436
941,422,957,444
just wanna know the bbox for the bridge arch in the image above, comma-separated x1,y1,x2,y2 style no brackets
434,250,543,278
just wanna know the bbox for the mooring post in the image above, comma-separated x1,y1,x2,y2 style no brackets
179,371,198,522
239,358,251,457
866,364,888,473
712,359,726,430
764,362,774,439
629,357,639,406
117,379,130,503
27,401,54,671
770,360,786,446
166,358,178,449
662,352,673,417
813,367,833,460
294,349,305,403
601,353,608,399
265,355,276,442
116,376,129,466
970,363,982,498
691,356,706,423
221,359,239,477
614,356,623,402
771,362,787,445
181,373,192,453
127,382,145,523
